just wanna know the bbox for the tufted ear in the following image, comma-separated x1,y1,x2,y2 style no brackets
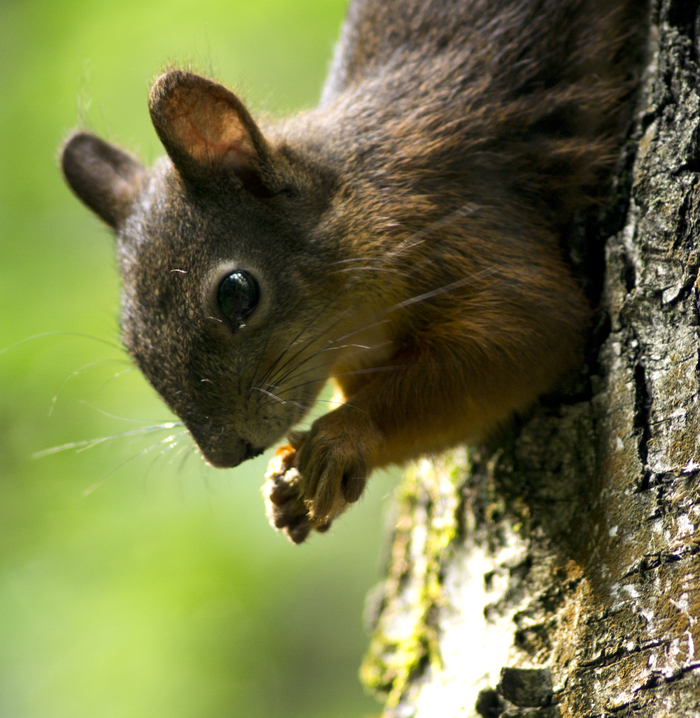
148,70,273,196
61,132,146,229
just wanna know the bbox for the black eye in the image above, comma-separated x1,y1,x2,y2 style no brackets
217,270,260,328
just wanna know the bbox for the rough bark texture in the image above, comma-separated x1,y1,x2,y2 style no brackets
361,2,700,715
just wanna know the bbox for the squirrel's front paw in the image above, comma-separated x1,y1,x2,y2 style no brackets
263,445,333,544
264,409,379,541
291,408,378,523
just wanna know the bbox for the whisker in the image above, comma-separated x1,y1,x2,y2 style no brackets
49,359,129,416
141,433,189,485
396,202,480,247
260,250,422,394
77,401,172,425
330,266,401,275
258,202,482,401
256,233,412,389
266,339,390,393
96,367,134,395
333,365,405,377
386,267,498,313
320,342,376,352
249,321,274,398
264,265,496,417
0,331,124,358
174,443,196,467
176,445,200,476
256,294,355,391
274,319,393,389
33,422,182,458
326,256,388,267
263,312,395,393
272,365,406,400
329,267,498,348
82,430,189,496
262,356,330,393
255,210,429,389
325,203,480,275
251,386,306,411
254,314,352,413
260,397,362,413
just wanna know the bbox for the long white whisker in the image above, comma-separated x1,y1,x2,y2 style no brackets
330,266,498,348
77,401,171,424
320,342,375,352
330,266,401,275
82,431,189,496
0,332,124,358
141,434,189,485
388,267,498,313
96,367,134,396
33,422,182,458
251,386,306,411
326,256,387,267
48,359,128,416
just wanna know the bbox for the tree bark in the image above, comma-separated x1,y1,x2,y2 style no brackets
361,2,700,716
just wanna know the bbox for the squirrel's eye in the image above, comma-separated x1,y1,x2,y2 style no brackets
217,270,260,328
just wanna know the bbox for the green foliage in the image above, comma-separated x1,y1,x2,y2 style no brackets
0,1,392,716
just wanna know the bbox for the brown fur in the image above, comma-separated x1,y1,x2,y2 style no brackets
61,0,647,542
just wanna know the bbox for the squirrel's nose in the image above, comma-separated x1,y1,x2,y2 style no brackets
202,439,264,468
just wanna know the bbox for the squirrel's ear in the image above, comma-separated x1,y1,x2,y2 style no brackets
149,70,272,196
61,132,146,229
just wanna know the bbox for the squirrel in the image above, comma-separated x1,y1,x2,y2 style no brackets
61,0,646,543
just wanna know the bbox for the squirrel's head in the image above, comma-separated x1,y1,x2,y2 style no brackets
61,70,353,468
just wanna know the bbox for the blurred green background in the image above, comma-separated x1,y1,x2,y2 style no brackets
0,1,398,716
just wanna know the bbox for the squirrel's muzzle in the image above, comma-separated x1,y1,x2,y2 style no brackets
200,438,265,469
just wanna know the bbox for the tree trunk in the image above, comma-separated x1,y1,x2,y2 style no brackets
361,2,700,715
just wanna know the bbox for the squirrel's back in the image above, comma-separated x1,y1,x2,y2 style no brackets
313,0,645,227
